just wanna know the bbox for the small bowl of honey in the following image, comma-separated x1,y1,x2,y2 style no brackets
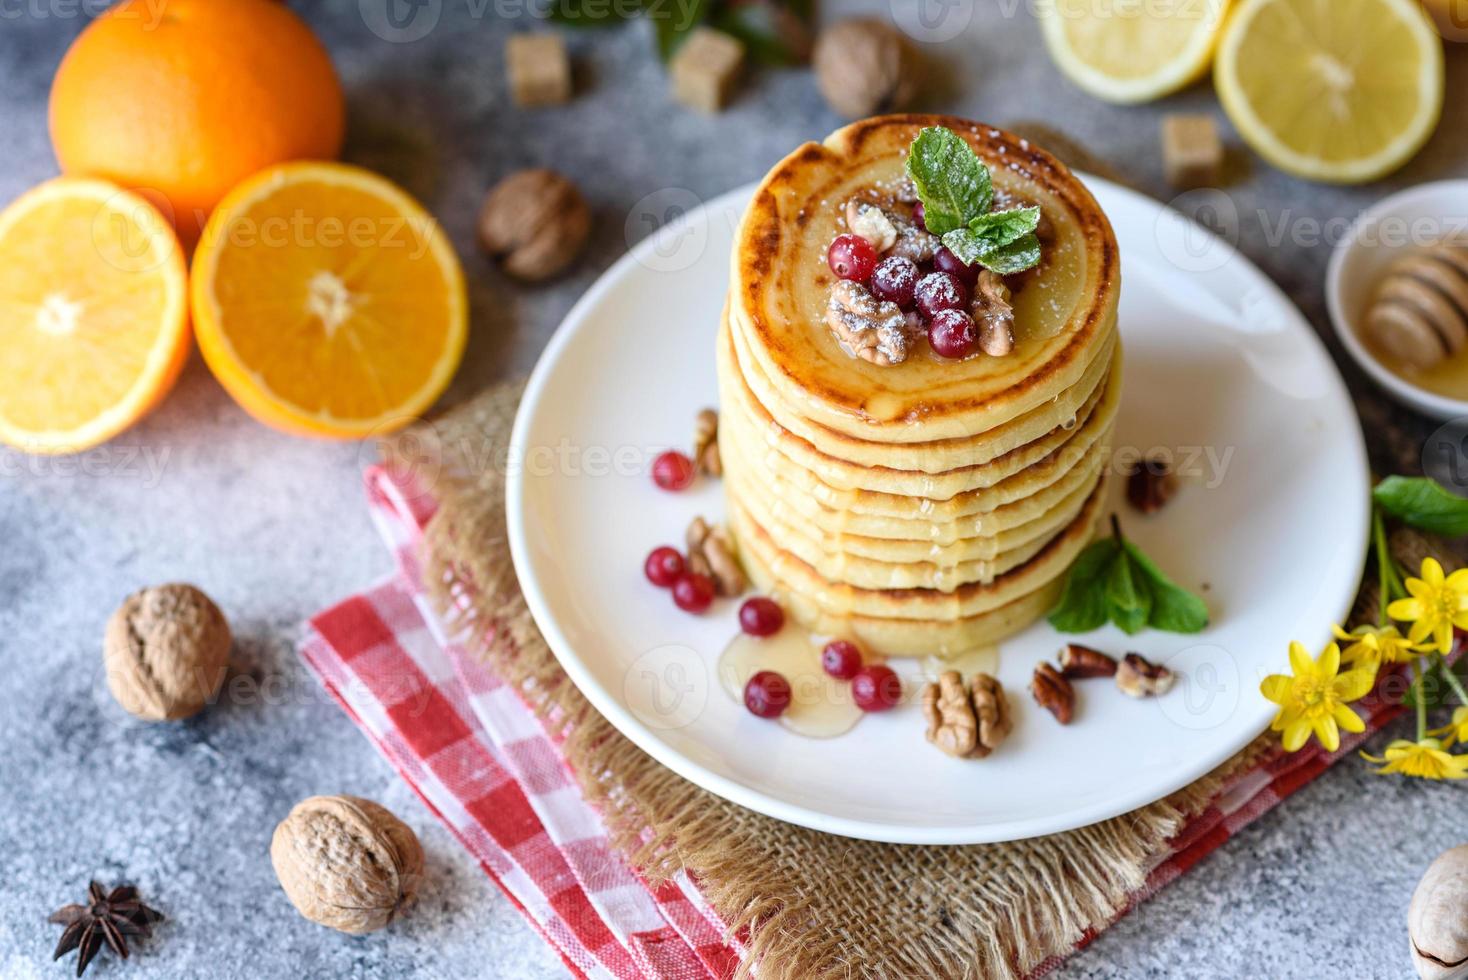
1327,180,1468,421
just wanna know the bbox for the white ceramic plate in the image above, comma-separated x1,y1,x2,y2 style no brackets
507,177,1369,845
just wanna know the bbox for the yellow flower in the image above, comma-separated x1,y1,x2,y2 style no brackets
1260,641,1376,752
1331,623,1424,673
1386,557,1468,654
1361,737,1468,780
1429,706,1468,748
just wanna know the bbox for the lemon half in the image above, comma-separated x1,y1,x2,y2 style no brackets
1215,0,1444,184
1038,0,1231,104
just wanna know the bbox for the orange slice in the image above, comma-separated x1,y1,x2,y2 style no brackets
191,162,468,438
0,177,188,454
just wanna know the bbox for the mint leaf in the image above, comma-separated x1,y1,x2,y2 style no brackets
968,206,1041,246
905,127,992,236
1373,476,1468,537
1123,541,1209,634
1047,538,1118,633
1048,518,1209,635
1106,548,1152,635
942,210,1042,272
979,235,1042,275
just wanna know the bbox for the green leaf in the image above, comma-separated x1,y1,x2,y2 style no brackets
551,0,646,27
1047,539,1118,633
711,0,813,66
942,208,1042,273
1373,476,1468,537
653,0,714,60
1404,658,1468,709
1123,541,1210,634
977,234,1042,276
904,127,993,236
1106,548,1152,635
968,206,1041,246
1047,519,1209,636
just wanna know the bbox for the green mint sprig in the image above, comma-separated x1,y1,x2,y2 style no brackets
905,126,1043,275
1048,514,1209,635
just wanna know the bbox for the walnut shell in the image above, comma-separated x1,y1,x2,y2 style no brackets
812,19,918,119
271,795,425,935
477,168,590,281
104,583,231,721
1410,845,1468,979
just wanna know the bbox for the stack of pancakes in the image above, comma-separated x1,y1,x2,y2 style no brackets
717,116,1122,658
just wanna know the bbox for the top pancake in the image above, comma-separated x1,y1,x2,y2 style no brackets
732,114,1120,443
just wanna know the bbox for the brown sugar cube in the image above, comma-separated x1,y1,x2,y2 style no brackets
670,27,745,113
507,34,571,107
1161,114,1223,190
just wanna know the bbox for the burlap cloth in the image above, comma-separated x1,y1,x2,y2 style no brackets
388,374,1426,980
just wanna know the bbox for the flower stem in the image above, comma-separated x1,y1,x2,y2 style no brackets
1372,508,1392,627
1414,658,1428,741
1438,654,1468,707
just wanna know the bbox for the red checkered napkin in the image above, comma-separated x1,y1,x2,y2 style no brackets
302,467,739,980
302,465,1404,980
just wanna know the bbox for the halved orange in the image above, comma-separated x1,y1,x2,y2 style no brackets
191,162,468,439
0,177,189,454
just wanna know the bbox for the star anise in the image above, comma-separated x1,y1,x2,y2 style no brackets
49,882,164,977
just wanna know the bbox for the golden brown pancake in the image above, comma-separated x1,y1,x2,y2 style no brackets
730,114,1121,442
718,115,1122,657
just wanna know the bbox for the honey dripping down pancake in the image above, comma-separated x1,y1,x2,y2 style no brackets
719,116,1121,657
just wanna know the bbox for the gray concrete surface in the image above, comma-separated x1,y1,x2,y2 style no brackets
1,1,1465,977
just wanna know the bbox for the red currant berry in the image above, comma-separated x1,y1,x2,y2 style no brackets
644,546,684,587
827,233,877,282
651,450,695,491
869,255,918,310
820,639,863,679
743,670,792,718
912,200,927,231
851,664,901,712
928,308,979,359
738,597,784,637
671,572,715,613
915,271,968,319
932,246,980,290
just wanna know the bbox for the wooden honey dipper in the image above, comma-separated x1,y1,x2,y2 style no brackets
1365,241,1468,370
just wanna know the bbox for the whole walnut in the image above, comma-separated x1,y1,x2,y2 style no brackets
813,19,919,119
104,583,231,721
477,168,590,281
271,795,425,935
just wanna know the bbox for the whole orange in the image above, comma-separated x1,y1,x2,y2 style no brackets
49,0,345,244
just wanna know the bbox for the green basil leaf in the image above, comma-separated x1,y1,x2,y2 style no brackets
1106,550,1152,635
905,127,993,236
1373,476,1468,537
1047,538,1118,633
1123,541,1209,634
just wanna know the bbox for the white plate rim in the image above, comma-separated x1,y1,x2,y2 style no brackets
506,176,1369,844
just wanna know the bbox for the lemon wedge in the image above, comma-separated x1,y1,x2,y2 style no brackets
1215,0,1444,183
1037,0,1230,104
